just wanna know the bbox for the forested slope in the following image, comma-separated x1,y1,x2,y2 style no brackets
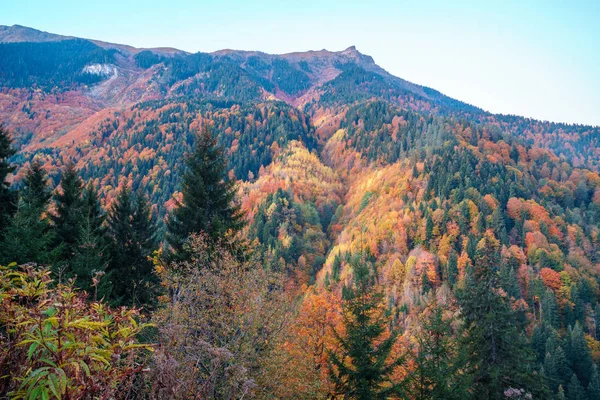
1,24,600,399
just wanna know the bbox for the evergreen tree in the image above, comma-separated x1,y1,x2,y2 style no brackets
447,250,458,287
567,374,586,400
106,186,158,307
411,299,470,400
557,385,566,400
327,256,406,399
457,232,547,399
52,163,84,271
22,160,52,210
0,125,16,236
568,322,594,386
166,125,244,261
588,364,600,400
542,289,560,329
70,183,109,295
544,345,573,392
81,182,106,236
0,160,54,265
425,214,434,244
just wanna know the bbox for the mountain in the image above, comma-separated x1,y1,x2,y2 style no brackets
2,24,600,398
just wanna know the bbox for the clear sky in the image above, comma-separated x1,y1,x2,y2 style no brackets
3,0,599,126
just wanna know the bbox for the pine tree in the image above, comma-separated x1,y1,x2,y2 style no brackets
327,256,406,399
70,183,109,294
106,186,158,307
447,250,458,286
411,299,470,400
567,374,586,400
588,364,600,400
457,231,547,399
557,385,566,400
544,345,572,392
166,125,244,261
0,160,54,265
129,192,160,306
542,289,560,328
52,162,84,271
0,125,16,236
568,322,594,386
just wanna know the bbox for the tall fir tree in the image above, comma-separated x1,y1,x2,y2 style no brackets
567,374,586,400
568,322,594,386
457,231,548,399
327,255,406,399
70,183,110,295
52,162,84,272
588,364,600,400
0,160,54,265
0,125,16,236
166,125,244,261
106,186,159,307
411,298,470,400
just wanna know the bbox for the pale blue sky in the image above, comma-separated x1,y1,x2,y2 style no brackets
2,0,599,126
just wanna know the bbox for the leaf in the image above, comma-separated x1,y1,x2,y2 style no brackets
79,360,91,377
44,307,57,317
27,341,40,359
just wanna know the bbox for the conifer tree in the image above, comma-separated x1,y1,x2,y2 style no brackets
0,125,16,236
70,183,109,294
568,322,594,386
542,289,560,328
411,299,470,400
166,125,244,261
447,250,458,286
1,160,54,265
106,186,158,307
588,364,600,400
544,345,572,392
457,231,547,399
567,374,586,400
327,256,406,399
557,385,567,400
52,162,84,269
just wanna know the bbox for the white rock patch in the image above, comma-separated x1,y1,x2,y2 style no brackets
82,64,117,76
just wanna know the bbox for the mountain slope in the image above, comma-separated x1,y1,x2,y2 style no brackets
2,25,600,397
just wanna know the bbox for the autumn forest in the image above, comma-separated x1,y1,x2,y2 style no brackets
1,24,600,399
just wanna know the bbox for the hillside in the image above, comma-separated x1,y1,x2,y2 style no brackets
1,24,600,398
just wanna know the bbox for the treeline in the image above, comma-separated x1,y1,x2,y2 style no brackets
0,154,159,308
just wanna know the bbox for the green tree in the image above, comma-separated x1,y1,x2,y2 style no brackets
457,232,547,399
0,160,54,265
70,183,110,295
557,385,566,400
0,125,16,237
568,322,594,386
544,345,572,392
166,125,244,261
411,299,470,400
447,250,458,286
52,162,84,271
567,374,586,400
106,186,158,307
327,256,406,399
588,364,600,400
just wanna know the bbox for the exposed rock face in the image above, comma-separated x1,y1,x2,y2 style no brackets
82,64,117,76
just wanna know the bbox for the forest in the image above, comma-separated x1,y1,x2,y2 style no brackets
2,104,600,398
1,28,600,399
